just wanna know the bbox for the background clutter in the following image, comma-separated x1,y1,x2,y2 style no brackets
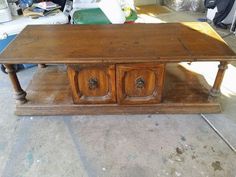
71,0,137,24
164,0,205,12
23,1,61,18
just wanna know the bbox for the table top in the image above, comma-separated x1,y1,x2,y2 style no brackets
0,22,235,64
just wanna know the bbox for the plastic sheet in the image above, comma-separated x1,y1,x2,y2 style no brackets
73,8,111,24
71,0,135,24
73,0,135,10
98,0,126,24
164,0,205,12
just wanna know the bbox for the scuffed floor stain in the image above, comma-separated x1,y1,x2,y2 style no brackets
176,147,184,155
26,151,34,168
127,154,137,161
211,146,216,152
180,136,186,141
170,167,182,176
191,154,197,159
211,161,223,171
169,152,185,162
0,142,6,151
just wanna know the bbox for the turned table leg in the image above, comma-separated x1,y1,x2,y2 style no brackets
4,64,27,104
210,61,228,97
38,64,46,68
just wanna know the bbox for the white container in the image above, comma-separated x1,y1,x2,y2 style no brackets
0,11,68,38
73,0,135,10
0,0,12,23
0,8,12,23
98,0,126,24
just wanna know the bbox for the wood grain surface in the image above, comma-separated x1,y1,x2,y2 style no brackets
116,63,165,104
0,22,235,64
67,64,116,104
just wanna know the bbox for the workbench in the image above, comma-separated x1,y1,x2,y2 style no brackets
0,22,235,115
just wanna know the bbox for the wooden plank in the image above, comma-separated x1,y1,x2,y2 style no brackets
15,103,221,116
15,65,221,115
0,22,235,64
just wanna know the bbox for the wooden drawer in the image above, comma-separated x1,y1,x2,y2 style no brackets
67,64,116,104
116,63,165,104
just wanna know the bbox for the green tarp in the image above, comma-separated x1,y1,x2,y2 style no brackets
73,8,137,24
73,8,111,24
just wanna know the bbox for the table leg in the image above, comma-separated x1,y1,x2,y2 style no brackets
210,61,228,97
4,64,27,104
38,64,46,68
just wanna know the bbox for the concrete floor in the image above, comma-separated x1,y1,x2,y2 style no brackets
1,7,236,177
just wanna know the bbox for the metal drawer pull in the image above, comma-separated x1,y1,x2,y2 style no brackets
136,77,145,89
88,78,98,90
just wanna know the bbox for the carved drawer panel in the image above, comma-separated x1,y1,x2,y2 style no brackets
67,64,116,104
116,63,165,104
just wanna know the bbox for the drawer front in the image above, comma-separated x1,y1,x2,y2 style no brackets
67,64,116,104
117,63,165,104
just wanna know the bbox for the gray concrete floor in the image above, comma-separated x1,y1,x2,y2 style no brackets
1,8,236,177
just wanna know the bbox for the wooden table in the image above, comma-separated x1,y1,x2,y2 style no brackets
0,22,235,115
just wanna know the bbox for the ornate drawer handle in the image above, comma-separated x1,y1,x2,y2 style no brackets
136,77,145,89
88,78,98,90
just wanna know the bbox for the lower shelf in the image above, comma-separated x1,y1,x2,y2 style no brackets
16,64,221,115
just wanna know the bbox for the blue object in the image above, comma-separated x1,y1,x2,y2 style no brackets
0,34,36,71
19,0,33,9
197,18,208,22
32,7,45,13
0,34,17,53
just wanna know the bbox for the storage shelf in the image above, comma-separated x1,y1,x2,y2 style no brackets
16,64,221,115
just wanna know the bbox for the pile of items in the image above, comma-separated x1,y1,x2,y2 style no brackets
23,1,61,18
